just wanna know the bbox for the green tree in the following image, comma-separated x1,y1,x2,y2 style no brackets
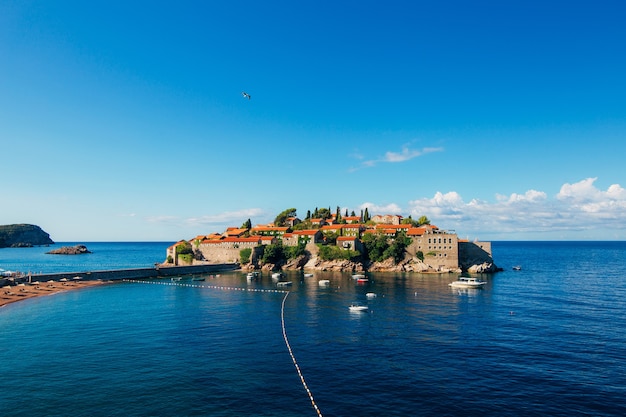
417,215,430,225
361,233,388,262
402,216,419,227
240,248,252,264
364,207,370,222
285,242,306,259
318,245,359,261
317,207,331,220
322,231,339,245
262,241,286,264
175,241,193,255
241,218,252,229
383,233,411,263
274,208,297,227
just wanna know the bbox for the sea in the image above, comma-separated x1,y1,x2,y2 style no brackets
1,241,625,417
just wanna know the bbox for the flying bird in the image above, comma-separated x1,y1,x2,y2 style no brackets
241,91,251,100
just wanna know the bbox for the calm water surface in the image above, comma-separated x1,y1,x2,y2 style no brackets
1,241,625,416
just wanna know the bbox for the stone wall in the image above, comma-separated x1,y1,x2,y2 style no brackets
11,264,239,284
458,241,494,269
406,232,460,269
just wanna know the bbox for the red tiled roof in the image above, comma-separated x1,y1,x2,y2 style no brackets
250,226,290,232
292,230,320,236
202,237,260,244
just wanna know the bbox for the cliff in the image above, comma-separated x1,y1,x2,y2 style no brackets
0,224,54,248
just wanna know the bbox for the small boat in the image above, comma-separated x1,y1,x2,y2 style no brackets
513,265,522,271
191,276,205,281
356,278,368,284
349,304,368,312
303,273,314,278
271,272,283,279
246,272,260,280
366,292,377,298
171,277,182,282
277,281,292,287
318,279,330,286
448,277,487,289
352,274,366,279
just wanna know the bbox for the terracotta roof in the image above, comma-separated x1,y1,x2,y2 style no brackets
250,226,290,232
320,225,344,230
292,229,320,236
202,237,260,244
225,228,248,236
337,236,357,241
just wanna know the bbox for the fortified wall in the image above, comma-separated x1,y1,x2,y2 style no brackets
458,241,493,270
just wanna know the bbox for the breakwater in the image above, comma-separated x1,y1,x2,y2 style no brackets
15,263,240,283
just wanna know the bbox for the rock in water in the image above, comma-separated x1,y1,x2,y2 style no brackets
46,245,92,255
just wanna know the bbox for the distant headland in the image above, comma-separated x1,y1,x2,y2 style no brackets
0,224,54,248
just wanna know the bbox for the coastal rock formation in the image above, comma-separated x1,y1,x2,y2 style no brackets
46,245,92,255
466,262,500,273
367,258,462,273
0,224,54,248
302,255,365,272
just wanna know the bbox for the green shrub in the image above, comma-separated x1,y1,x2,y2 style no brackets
318,244,359,261
178,253,193,263
240,248,252,264
175,241,193,255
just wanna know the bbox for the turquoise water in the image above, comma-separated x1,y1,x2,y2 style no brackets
1,242,626,416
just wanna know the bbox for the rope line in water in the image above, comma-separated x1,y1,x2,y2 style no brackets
123,279,288,293
124,279,323,416
281,291,323,417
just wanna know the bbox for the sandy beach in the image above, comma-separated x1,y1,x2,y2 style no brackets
0,279,108,308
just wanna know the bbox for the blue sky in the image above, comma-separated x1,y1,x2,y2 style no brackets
2,1,625,241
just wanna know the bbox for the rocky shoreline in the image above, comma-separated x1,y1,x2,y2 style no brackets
243,253,500,274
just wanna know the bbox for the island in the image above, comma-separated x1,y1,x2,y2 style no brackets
0,224,54,248
46,245,92,255
163,207,500,274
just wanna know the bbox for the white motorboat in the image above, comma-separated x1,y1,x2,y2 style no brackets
352,274,366,279
448,277,487,289
513,265,522,271
277,281,292,287
246,272,260,280
303,273,314,278
271,272,283,279
318,279,330,286
349,304,368,312
366,292,377,298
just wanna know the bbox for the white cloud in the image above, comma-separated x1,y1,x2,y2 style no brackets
401,178,626,239
350,144,443,170
186,208,266,226
387,146,443,162
359,202,403,215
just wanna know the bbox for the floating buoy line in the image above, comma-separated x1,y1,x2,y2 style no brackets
123,279,323,416
281,291,323,416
